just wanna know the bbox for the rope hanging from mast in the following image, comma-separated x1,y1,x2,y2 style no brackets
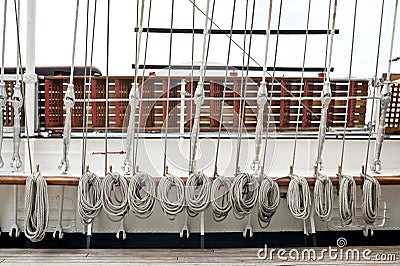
337,0,359,226
210,0,237,222
286,0,312,227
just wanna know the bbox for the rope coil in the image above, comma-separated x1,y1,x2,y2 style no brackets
158,173,185,220
338,173,356,225
24,170,49,242
128,171,156,218
362,174,381,225
210,175,232,222
185,171,210,216
287,174,311,220
230,172,258,219
257,174,279,228
78,170,102,224
101,171,129,219
314,172,332,221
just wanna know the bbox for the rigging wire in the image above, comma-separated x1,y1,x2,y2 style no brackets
210,0,237,222
0,0,7,169
188,0,196,173
337,0,358,226
104,0,110,175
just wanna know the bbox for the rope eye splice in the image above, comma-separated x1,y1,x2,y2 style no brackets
128,171,156,219
0,81,7,169
58,83,75,174
10,81,23,171
24,165,49,243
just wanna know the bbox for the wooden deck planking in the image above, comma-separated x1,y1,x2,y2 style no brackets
0,247,398,265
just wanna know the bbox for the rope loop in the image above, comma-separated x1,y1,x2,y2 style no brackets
338,174,356,225
101,171,129,220
158,173,185,220
24,171,49,242
230,172,258,219
78,170,102,224
185,171,210,216
258,174,279,228
287,174,311,220
314,172,333,221
362,173,381,225
210,175,232,222
128,171,156,219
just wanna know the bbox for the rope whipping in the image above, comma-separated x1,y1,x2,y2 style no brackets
338,0,359,226
186,0,215,217
287,0,312,222
210,0,237,222
314,0,337,222
257,0,280,228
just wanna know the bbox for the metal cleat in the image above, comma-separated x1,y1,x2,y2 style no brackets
116,218,126,240
243,213,253,238
180,209,190,239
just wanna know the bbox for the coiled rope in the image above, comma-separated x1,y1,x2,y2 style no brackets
185,172,210,217
258,174,279,228
101,171,129,220
24,169,49,242
210,176,232,221
313,172,332,221
78,170,102,224
158,173,185,220
230,173,258,219
362,174,381,225
128,171,156,219
287,174,311,220
338,173,356,225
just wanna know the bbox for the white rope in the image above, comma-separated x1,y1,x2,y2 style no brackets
313,172,332,221
287,174,311,220
362,174,381,225
338,174,356,225
24,170,49,242
101,171,129,219
0,0,7,169
257,174,279,228
128,171,156,218
185,172,210,216
210,176,232,221
158,173,184,220
230,172,258,219
78,170,102,224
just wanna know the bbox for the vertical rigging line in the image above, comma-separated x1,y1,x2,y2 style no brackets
339,0,358,171
323,0,333,74
69,0,80,85
13,0,33,174
260,0,273,175
291,0,314,170
104,0,110,175
1,0,6,81
83,0,97,175
188,0,196,173
364,0,386,172
134,0,153,170
81,0,91,174
213,0,237,178
163,0,175,176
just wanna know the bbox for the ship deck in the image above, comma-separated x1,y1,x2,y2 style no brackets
0,246,398,265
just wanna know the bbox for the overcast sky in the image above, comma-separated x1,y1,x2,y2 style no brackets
0,0,399,78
